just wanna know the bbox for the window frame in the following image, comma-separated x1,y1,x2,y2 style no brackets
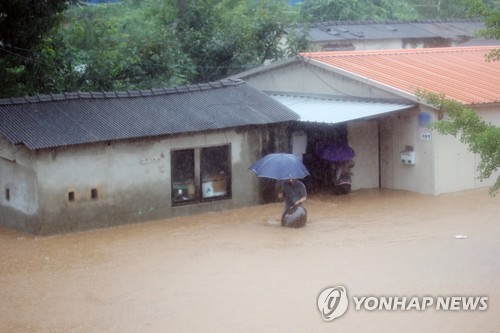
171,144,231,206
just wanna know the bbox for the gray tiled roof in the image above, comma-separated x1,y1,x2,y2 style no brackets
0,79,299,150
292,18,486,43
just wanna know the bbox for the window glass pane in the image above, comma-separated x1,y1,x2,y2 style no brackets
171,149,196,203
200,145,230,199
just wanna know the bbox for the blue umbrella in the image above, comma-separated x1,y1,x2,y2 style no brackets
249,153,310,180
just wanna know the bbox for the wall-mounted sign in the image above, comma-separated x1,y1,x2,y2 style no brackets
418,111,432,128
420,128,432,141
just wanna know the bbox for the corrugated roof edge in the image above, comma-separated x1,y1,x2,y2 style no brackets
293,18,484,29
0,79,245,106
265,91,416,106
298,45,500,58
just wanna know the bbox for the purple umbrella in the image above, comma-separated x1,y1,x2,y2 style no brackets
317,143,355,162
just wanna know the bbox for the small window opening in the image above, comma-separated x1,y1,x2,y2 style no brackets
68,191,75,202
91,188,98,200
5,188,10,201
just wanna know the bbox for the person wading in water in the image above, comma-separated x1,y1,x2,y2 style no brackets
278,178,307,228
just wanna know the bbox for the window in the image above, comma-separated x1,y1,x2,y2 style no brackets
91,188,99,200
171,149,196,203
5,188,10,201
201,146,231,199
68,191,75,202
171,145,231,205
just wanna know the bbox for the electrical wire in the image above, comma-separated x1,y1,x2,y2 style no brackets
0,43,62,70
0,45,34,62
299,54,353,97
0,42,263,73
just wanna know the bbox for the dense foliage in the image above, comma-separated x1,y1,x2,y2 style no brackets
0,0,499,97
0,0,68,97
60,1,193,91
465,0,500,60
298,0,419,22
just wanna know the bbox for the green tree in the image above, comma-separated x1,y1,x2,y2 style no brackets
0,0,303,95
60,0,193,91
411,0,500,19
298,0,418,23
175,0,296,83
465,0,500,61
411,0,468,19
417,91,500,196
0,0,68,97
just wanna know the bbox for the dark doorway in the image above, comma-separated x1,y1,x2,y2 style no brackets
294,122,349,194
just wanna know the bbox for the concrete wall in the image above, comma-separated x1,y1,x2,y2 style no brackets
0,125,289,235
378,103,499,196
433,132,478,194
315,38,426,52
0,137,39,232
433,104,500,194
311,37,458,52
348,120,379,190
379,108,435,195
346,107,436,195
243,61,398,100
476,105,500,191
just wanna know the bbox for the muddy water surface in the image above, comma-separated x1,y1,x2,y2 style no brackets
1,189,499,333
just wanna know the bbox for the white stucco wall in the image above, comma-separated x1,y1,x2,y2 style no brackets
316,39,426,52
433,104,500,194
478,104,500,125
379,108,435,195
434,133,478,194
243,61,398,100
348,119,379,190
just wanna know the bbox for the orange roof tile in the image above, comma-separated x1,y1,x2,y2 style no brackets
300,46,500,105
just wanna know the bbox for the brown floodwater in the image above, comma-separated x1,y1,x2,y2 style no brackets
1,188,499,333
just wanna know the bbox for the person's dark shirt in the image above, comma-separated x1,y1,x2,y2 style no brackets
280,180,307,210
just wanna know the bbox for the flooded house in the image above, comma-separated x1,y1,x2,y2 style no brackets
231,45,500,196
0,79,299,234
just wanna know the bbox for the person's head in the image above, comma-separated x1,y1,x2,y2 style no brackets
288,178,297,185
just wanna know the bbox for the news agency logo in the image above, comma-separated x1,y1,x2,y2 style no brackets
317,285,488,322
317,286,349,321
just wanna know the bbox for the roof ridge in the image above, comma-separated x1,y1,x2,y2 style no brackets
299,45,499,58
0,78,245,105
295,17,483,28
267,92,413,105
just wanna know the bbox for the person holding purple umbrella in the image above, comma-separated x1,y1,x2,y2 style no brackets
333,160,355,195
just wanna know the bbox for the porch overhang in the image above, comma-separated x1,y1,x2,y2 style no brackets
268,93,416,124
